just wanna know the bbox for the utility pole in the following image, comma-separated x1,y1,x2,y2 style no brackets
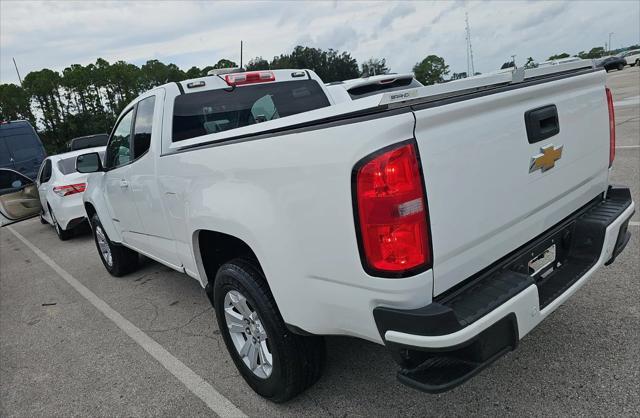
12,57,23,86
608,32,614,53
240,40,243,68
465,12,475,76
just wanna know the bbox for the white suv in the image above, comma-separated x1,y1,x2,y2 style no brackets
620,49,640,67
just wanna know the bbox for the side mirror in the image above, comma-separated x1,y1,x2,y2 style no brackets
76,152,103,173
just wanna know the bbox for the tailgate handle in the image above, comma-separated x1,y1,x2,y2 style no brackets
525,105,559,144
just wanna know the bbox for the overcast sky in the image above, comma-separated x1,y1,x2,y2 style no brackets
1,0,639,85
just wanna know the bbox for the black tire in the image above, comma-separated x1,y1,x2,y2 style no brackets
90,213,138,277
213,258,325,403
635,59,639,67
39,211,47,224
617,63,624,71
49,206,73,241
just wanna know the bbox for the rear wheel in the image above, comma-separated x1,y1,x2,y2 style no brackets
213,258,325,402
635,59,639,67
49,206,73,241
90,213,138,277
617,63,624,71
39,211,47,225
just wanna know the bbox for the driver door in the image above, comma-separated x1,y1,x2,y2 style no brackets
0,168,42,226
103,108,146,249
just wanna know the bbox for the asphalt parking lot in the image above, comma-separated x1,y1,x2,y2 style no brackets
1,67,639,417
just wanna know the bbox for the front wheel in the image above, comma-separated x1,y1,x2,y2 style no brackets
213,258,325,402
90,213,138,277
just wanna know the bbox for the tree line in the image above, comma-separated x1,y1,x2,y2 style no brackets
0,46,453,153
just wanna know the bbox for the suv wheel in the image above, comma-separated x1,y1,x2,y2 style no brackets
90,213,138,277
213,258,325,402
617,63,624,71
49,207,73,240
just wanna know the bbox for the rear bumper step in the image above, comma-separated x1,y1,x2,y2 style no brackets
374,187,634,393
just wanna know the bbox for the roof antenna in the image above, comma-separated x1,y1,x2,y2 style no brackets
465,12,475,76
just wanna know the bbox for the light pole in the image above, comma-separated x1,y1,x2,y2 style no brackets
608,32,614,53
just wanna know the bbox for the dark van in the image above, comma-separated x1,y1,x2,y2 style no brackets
0,120,47,180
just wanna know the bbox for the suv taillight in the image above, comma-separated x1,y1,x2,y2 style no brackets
606,87,615,167
353,141,432,277
53,183,86,197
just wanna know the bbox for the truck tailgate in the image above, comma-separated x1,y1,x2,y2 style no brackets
412,70,611,296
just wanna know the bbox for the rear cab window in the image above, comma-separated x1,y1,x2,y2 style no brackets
172,80,330,142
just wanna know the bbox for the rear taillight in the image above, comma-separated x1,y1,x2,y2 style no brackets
353,141,432,277
53,183,86,197
606,87,615,167
225,71,275,85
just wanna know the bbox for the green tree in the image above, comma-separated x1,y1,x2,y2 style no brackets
577,47,606,59
213,59,237,69
184,66,204,78
0,84,35,122
245,57,270,71
325,49,359,82
548,52,570,60
361,58,389,77
140,59,185,89
412,55,449,85
524,57,538,69
270,46,359,82
22,69,64,136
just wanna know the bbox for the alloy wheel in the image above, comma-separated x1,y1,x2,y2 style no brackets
223,289,273,379
95,225,113,267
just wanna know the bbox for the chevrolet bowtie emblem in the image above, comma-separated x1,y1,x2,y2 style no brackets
530,144,563,173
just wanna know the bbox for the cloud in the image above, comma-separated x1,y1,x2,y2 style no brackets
377,3,416,31
1,0,639,85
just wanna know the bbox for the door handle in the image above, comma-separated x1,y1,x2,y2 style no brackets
119,179,129,188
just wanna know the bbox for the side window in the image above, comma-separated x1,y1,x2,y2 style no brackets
0,170,32,193
40,159,52,183
105,110,134,169
132,96,155,159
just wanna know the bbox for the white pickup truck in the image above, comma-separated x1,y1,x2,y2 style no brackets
1,62,633,402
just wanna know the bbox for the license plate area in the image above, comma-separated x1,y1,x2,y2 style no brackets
528,244,556,279
506,223,573,283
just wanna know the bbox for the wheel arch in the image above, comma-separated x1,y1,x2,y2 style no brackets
83,193,122,243
194,229,269,306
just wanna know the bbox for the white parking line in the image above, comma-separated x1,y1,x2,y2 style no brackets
615,145,639,149
7,226,246,418
630,221,640,227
